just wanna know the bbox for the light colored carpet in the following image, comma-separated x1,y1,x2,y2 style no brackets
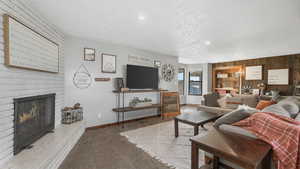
121,121,211,169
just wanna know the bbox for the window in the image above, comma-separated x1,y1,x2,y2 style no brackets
189,71,202,95
178,68,185,95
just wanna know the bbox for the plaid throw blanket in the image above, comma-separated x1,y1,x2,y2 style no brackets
233,112,300,169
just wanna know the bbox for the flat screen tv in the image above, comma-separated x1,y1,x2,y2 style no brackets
126,64,159,89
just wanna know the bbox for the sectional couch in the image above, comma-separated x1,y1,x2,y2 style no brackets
198,93,300,169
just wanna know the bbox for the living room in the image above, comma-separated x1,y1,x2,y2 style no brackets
1,1,300,169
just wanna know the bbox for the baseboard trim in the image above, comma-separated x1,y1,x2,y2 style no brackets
183,104,200,107
86,115,160,130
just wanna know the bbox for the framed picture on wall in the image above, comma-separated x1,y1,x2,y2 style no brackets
84,48,96,61
101,53,116,73
268,69,289,85
245,66,262,80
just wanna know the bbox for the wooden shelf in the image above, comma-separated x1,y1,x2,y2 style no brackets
215,88,238,91
217,77,238,80
113,89,167,93
112,89,166,127
213,65,242,94
112,104,161,112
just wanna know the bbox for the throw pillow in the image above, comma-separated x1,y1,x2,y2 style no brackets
295,113,300,122
213,109,252,128
271,90,280,102
217,96,228,109
241,95,258,108
261,104,291,118
277,101,299,118
225,96,243,109
280,97,300,108
256,100,276,110
238,105,258,114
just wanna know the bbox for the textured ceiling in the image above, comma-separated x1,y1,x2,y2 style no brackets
27,0,300,63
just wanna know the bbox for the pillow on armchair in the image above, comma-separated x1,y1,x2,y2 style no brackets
277,98,299,118
241,95,258,108
261,104,291,118
256,100,276,110
213,108,252,128
217,95,243,109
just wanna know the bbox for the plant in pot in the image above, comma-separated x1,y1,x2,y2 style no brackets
129,97,152,107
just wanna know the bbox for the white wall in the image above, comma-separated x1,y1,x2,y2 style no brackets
185,63,212,104
202,63,213,95
177,64,187,104
64,36,179,128
0,0,64,166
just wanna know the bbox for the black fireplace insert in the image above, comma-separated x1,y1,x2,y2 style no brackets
14,93,55,155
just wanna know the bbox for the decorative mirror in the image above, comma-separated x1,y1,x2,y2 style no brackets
161,64,175,82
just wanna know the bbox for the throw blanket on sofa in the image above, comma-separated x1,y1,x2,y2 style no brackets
233,112,300,169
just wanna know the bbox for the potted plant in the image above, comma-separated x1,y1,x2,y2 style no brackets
129,97,152,107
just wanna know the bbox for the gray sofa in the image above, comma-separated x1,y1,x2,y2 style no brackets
200,94,300,169
198,93,259,114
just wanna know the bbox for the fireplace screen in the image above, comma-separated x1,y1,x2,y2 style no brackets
14,94,55,155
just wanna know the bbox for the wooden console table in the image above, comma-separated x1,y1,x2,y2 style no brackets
190,128,272,169
112,89,167,127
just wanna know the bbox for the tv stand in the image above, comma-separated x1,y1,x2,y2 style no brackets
112,89,166,93
112,89,167,127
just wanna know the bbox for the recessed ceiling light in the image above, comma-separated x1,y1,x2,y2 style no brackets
205,41,211,46
138,15,146,21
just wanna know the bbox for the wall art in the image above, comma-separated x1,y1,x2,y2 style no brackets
73,64,92,89
84,48,96,61
128,55,153,67
102,53,116,73
268,69,289,85
3,14,59,73
161,64,175,82
154,60,161,68
94,78,111,82
245,66,262,80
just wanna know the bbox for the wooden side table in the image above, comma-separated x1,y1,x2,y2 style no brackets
190,128,272,169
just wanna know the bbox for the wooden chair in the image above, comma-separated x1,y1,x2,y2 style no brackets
161,92,180,118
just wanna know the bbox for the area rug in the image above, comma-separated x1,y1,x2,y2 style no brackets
120,121,211,169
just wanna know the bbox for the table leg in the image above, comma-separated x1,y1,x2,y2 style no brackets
175,119,179,137
117,112,120,124
191,142,199,169
212,156,219,169
261,151,271,169
122,112,125,128
122,92,125,128
200,124,208,131
194,126,199,136
117,93,120,124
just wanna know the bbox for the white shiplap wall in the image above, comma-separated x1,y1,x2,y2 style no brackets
0,0,64,166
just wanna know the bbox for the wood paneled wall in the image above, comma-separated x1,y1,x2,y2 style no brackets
212,54,300,95
0,0,64,166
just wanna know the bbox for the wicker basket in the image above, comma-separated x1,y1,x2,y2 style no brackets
61,108,83,124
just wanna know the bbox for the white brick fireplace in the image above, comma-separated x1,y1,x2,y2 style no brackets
0,1,84,168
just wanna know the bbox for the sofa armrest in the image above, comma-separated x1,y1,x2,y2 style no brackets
197,105,233,114
219,124,257,139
